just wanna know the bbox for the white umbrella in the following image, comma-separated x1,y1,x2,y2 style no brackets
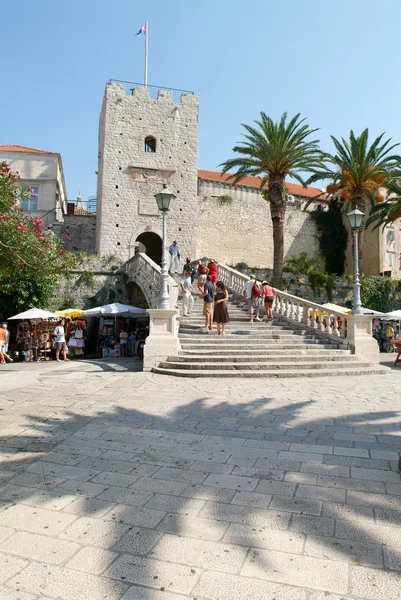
8,308,59,320
384,310,401,319
83,303,147,316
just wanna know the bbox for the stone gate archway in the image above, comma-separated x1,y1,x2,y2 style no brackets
126,281,149,309
134,232,162,265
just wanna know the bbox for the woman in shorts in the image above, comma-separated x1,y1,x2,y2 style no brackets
261,281,275,322
197,261,209,295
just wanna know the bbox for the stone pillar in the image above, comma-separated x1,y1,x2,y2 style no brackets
143,309,180,371
345,314,379,364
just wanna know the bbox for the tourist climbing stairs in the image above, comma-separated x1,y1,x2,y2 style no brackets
153,294,387,378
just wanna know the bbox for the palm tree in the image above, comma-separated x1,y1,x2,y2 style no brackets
365,178,401,230
220,112,323,287
308,129,401,209
307,130,401,263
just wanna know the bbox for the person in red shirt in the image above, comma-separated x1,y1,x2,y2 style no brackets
261,281,275,322
207,259,218,287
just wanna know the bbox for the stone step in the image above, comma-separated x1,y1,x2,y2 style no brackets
159,360,373,371
171,354,357,363
152,366,389,378
180,342,341,350
179,335,340,344
180,348,352,357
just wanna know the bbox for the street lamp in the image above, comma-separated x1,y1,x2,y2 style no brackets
154,184,176,310
346,208,364,315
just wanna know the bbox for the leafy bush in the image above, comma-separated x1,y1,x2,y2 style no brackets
362,276,401,312
311,200,348,275
0,161,76,317
308,270,336,302
234,262,249,272
283,252,322,275
75,270,95,291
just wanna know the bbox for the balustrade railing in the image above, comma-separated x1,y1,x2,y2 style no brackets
125,252,178,309
129,254,348,339
200,258,348,340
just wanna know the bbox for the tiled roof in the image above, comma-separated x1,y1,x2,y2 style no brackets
0,145,54,155
198,169,322,199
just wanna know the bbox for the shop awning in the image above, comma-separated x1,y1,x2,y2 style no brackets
82,302,147,317
55,309,85,318
8,308,59,320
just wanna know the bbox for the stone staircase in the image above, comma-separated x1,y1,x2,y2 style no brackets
153,295,387,378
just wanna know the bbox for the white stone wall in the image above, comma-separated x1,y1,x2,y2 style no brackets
197,181,320,268
96,83,199,263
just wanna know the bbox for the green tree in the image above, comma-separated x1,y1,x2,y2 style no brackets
220,112,323,287
365,178,401,230
307,129,401,270
308,129,401,211
283,252,322,275
311,199,348,275
0,161,76,317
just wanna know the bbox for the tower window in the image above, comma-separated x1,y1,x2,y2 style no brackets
145,136,156,153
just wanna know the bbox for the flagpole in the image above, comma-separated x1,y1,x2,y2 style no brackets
144,21,148,87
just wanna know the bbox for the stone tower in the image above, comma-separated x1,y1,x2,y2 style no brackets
96,81,199,264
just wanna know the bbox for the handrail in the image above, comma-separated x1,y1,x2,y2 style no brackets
128,254,348,340
198,257,347,340
125,252,178,309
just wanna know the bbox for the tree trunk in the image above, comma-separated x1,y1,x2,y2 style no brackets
269,175,286,288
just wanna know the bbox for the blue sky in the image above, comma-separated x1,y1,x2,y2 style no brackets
2,0,401,200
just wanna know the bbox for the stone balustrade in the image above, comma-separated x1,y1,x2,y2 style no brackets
203,258,348,341
125,252,178,309
141,256,380,367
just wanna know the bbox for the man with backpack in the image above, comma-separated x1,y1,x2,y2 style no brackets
243,275,262,323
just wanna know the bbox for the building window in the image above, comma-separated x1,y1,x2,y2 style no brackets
145,136,156,153
386,228,395,244
386,251,395,267
20,186,38,211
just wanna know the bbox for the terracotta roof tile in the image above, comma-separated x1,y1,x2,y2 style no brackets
198,169,321,199
0,145,54,155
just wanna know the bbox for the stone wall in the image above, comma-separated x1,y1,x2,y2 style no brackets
197,182,320,268
51,257,125,311
96,82,199,262
53,214,97,254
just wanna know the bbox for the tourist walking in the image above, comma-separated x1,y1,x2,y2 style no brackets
119,328,128,357
54,319,69,362
202,275,214,331
261,280,275,322
197,260,209,295
180,269,194,316
0,323,12,363
243,275,262,323
169,240,180,274
207,259,218,287
182,257,192,276
213,280,229,335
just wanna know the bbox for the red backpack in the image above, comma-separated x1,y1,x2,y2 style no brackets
251,281,262,297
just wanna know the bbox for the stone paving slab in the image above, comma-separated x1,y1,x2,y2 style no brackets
1,360,401,599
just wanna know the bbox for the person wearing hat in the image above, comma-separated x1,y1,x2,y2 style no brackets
261,280,275,322
243,275,262,323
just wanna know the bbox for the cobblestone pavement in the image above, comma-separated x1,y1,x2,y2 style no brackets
0,358,400,599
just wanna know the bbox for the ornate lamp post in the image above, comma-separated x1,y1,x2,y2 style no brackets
346,208,364,315
154,184,176,310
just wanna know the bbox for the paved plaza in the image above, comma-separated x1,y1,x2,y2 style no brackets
0,358,400,599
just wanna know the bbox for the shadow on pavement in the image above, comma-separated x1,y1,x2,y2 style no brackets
0,379,400,598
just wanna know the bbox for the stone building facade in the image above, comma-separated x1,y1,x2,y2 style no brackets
0,145,67,225
96,82,199,264
197,170,321,267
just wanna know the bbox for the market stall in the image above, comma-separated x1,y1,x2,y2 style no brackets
8,308,59,361
82,303,148,358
